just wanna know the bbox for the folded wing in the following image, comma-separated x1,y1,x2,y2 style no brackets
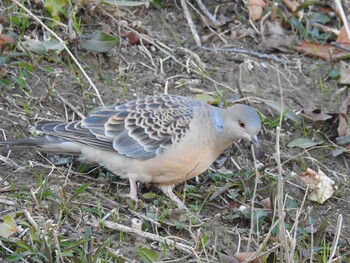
36,95,200,160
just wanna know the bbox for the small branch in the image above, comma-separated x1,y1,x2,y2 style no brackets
181,0,201,46
312,22,340,36
335,0,350,39
11,0,105,107
0,198,16,206
276,70,290,262
195,0,222,26
104,220,194,254
200,46,292,64
331,41,350,52
67,6,77,42
0,154,19,169
327,214,343,263
55,92,85,119
247,145,259,252
24,209,38,230
103,11,233,91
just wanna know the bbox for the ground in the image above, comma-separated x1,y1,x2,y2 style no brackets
0,0,349,262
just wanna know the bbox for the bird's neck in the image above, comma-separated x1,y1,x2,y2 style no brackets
208,107,237,156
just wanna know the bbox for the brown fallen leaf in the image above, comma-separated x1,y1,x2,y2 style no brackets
281,0,302,18
336,23,350,45
234,251,269,263
340,61,350,85
260,21,294,52
0,14,5,25
260,197,272,209
298,168,320,190
218,252,240,263
319,5,336,17
247,0,267,22
124,31,152,45
337,94,350,137
298,168,336,204
228,201,240,209
0,34,15,53
302,109,333,122
293,41,350,61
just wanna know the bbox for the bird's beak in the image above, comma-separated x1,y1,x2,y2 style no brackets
250,135,260,148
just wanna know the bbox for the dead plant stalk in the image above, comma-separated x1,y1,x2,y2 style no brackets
276,70,291,261
11,0,105,107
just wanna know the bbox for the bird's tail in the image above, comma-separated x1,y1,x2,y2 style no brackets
0,138,47,150
0,137,81,155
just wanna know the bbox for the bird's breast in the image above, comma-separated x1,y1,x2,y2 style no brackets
130,130,228,184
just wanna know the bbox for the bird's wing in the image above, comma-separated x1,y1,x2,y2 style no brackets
36,95,201,160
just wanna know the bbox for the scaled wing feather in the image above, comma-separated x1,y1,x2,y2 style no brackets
36,95,200,160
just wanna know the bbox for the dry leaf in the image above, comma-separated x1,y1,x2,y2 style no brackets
218,253,240,263
281,0,302,18
281,0,299,11
298,168,336,204
124,31,152,45
0,34,15,53
337,94,350,136
0,14,5,25
234,251,269,263
248,0,267,22
319,6,336,17
336,23,350,44
340,61,350,84
0,215,17,238
294,41,349,61
302,109,333,122
260,21,294,51
260,197,272,209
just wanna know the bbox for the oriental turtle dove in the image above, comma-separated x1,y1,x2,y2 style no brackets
0,94,261,209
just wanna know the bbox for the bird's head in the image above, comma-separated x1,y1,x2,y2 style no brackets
225,104,262,147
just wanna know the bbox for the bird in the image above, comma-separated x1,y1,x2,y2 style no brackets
0,94,261,209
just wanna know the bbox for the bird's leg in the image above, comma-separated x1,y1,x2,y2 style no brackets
128,178,139,202
119,178,139,202
159,184,188,210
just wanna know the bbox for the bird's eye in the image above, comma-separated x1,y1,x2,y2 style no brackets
238,120,246,128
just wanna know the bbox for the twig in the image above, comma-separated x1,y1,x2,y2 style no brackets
67,6,77,42
129,210,162,228
180,0,201,46
246,220,280,262
53,228,64,263
331,41,350,52
200,46,292,64
275,69,290,262
194,0,221,26
54,92,85,119
0,198,16,206
24,209,38,230
106,247,135,262
0,154,19,169
312,23,340,36
289,187,309,262
309,208,314,263
335,0,350,39
247,145,259,252
188,1,227,44
102,11,234,91
11,0,105,107
104,220,194,254
0,240,30,263
327,214,343,263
